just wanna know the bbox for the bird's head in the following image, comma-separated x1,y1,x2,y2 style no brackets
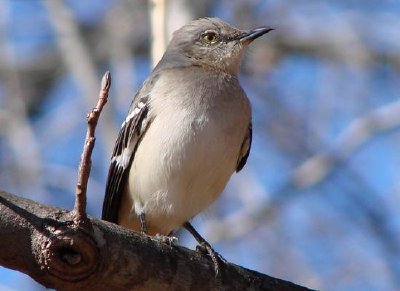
160,18,273,75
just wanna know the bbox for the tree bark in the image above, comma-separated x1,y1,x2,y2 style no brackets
0,190,312,291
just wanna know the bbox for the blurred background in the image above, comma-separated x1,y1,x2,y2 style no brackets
0,0,399,290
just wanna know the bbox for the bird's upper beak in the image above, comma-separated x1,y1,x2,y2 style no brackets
239,27,274,44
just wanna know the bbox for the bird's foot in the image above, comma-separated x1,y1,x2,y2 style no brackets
152,234,178,246
183,221,226,276
196,240,227,276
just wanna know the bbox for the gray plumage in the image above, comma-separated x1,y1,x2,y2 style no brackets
102,17,272,236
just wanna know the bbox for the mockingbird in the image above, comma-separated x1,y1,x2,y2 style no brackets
102,17,272,272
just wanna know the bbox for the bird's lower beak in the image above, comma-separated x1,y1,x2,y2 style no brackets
239,27,274,44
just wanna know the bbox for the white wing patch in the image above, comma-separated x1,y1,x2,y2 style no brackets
121,101,146,128
111,146,134,168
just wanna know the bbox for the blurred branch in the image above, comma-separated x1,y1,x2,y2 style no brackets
0,4,46,196
329,173,400,287
268,9,400,68
103,3,138,114
165,0,196,38
293,99,400,188
45,0,117,153
150,0,166,67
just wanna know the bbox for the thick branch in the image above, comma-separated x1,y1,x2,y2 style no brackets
0,190,311,291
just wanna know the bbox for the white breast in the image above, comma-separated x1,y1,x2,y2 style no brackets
126,69,250,235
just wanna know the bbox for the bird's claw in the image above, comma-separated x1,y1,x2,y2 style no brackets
152,234,178,246
196,241,226,276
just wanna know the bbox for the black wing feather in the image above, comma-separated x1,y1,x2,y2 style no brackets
236,122,252,172
102,72,160,223
102,91,151,223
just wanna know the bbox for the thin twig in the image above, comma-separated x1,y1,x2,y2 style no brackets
73,71,111,224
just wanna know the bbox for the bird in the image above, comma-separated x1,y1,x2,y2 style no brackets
102,17,273,272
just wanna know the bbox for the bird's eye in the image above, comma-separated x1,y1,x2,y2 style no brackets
201,31,218,44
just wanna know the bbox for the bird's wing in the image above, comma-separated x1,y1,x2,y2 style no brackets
102,79,155,223
236,122,252,172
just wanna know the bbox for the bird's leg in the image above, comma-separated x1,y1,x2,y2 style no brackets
139,212,148,235
183,221,226,275
139,212,177,245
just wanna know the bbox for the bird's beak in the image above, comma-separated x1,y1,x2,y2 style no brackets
239,27,274,44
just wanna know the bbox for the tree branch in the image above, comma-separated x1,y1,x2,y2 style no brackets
0,190,311,290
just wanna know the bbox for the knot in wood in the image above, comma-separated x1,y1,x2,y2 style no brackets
37,226,99,282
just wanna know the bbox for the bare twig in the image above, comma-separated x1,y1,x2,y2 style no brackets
73,72,111,224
